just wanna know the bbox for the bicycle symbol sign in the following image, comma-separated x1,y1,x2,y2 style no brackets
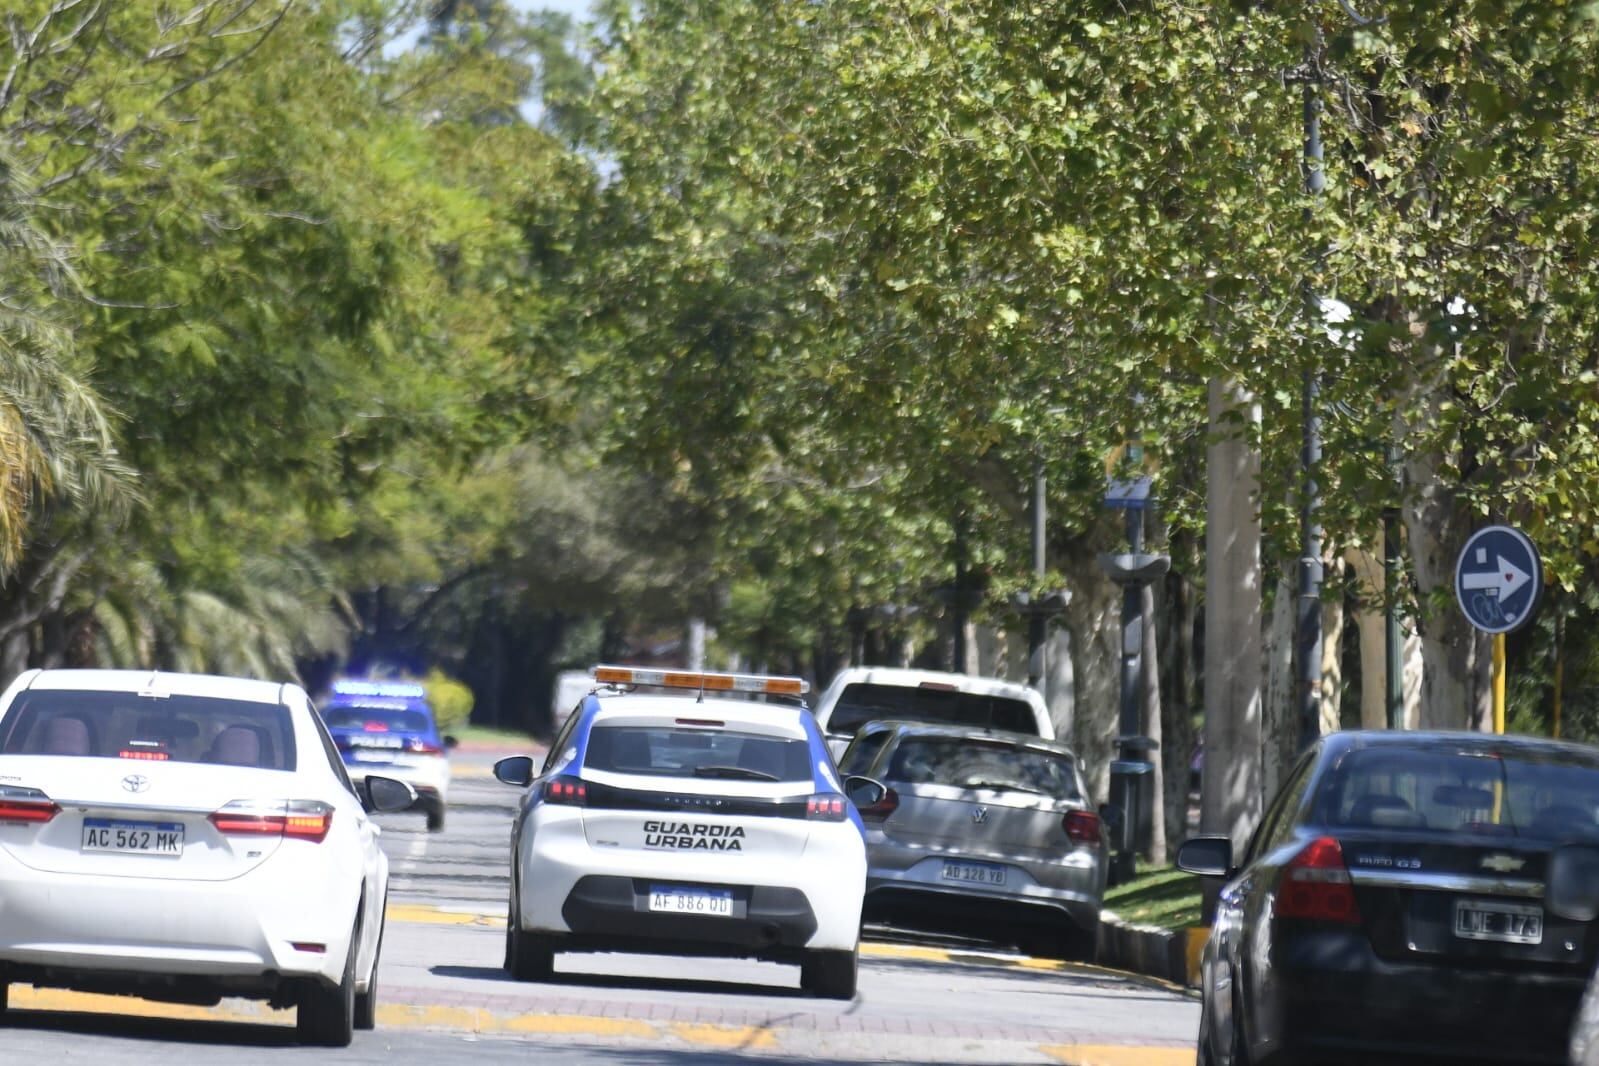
1454,525,1542,635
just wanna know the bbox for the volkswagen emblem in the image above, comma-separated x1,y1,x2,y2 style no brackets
972,806,988,825
122,774,150,794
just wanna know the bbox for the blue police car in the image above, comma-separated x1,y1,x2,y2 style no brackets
322,680,455,832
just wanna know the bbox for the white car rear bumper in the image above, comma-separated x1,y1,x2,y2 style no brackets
517,810,865,953
0,845,355,986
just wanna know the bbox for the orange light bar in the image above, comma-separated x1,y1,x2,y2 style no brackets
591,665,809,696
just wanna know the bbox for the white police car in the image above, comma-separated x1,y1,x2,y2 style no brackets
493,666,870,999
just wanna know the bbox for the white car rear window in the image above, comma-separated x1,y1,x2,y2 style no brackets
0,690,297,771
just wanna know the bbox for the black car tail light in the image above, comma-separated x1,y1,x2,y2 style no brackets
543,775,588,806
1063,809,1102,846
1278,835,1361,925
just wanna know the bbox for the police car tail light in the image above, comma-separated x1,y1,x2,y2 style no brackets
856,787,899,822
209,800,334,843
406,738,444,755
543,775,588,806
591,665,810,697
1063,810,1102,846
1278,836,1361,925
0,785,59,824
806,794,847,821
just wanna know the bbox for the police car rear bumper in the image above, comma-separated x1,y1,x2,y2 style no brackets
555,875,818,960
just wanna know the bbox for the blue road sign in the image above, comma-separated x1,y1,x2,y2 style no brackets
1455,525,1542,635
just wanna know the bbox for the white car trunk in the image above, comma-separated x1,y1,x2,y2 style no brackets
0,756,292,881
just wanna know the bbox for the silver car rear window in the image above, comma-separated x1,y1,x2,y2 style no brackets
887,737,1080,799
0,689,297,771
827,683,1037,737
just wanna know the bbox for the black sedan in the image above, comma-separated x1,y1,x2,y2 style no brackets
1179,731,1599,1065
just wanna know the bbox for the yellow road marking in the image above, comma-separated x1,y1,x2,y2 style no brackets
386,903,506,928
1044,1046,1196,1066
668,1021,779,1049
12,986,289,1027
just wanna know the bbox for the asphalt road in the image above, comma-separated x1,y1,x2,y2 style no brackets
1,749,1201,1065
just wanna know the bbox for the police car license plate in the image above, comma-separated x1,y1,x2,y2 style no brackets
1454,899,1542,945
648,886,734,917
942,860,1006,885
82,818,184,857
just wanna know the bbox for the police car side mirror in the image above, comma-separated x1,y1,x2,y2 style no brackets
362,775,417,814
442,734,460,751
844,775,886,809
494,756,535,788
1547,844,1599,921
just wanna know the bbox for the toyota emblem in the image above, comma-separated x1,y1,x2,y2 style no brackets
122,775,150,794
972,806,988,825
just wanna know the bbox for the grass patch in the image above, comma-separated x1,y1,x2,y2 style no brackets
1103,864,1203,931
452,723,539,746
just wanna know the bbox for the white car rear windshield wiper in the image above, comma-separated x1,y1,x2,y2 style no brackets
959,779,1050,795
692,765,780,781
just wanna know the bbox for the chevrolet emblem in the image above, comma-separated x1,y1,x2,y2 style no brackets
1480,853,1526,874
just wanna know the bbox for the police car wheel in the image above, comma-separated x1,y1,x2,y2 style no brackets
508,927,555,982
425,800,445,833
800,948,857,1000
0,980,8,1015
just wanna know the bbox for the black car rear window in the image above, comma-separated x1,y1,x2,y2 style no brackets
583,725,813,783
1319,746,1599,840
826,683,1038,737
0,690,297,771
886,737,1080,799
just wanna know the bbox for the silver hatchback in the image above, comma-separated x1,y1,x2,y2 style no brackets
839,721,1108,958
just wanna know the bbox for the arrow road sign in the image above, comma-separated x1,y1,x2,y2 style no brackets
1455,525,1542,635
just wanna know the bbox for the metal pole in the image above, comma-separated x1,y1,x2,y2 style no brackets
1554,611,1565,739
1384,503,1403,729
1028,456,1046,688
1120,509,1145,745
1492,633,1506,735
1297,37,1326,751
953,515,969,673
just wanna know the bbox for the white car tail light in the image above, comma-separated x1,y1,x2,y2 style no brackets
0,785,59,824
209,800,333,843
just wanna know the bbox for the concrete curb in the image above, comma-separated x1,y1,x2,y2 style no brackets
1098,915,1206,989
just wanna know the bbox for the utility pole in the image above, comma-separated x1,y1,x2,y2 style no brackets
1296,32,1326,752
1029,456,1047,688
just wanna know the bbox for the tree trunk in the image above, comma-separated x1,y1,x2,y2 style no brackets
1320,558,1345,735
1140,578,1166,865
1045,626,1075,743
1060,543,1121,805
1262,573,1297,800
1346,546,1388,729
1162,567,1198,845
1202,377,1264,853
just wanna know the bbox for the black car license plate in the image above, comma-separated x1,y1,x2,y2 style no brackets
1454,899,1543,945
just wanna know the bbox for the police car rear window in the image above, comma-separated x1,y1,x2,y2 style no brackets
827,683,1038,737
584,725,813,783
323,707,434,734
886,737,1080,799
0,690,297,771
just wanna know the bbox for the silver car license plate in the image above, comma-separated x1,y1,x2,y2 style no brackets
1454,899,1542,945
941,860,1006,886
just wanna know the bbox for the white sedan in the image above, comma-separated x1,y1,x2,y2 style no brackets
495,666,871,999
0,668,415,1046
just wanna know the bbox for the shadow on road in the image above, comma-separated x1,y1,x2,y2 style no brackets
0,1007,294,1048
429,963,806,1000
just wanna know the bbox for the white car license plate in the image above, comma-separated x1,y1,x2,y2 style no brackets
941,860,1006,886
82,818,184,857
648,886,734,917
1454,899,1542,945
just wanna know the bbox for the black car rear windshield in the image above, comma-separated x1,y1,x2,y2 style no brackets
0,690,296,771
584,725,813,783
887,737,1080,799
1320,745,1599,840
826,683,1038,737
323,706,434,734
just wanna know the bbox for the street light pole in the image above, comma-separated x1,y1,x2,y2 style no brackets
1028,455,1047,689
1297,33,1327,752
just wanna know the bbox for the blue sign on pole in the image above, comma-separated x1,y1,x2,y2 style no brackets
1455,525,1542,635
